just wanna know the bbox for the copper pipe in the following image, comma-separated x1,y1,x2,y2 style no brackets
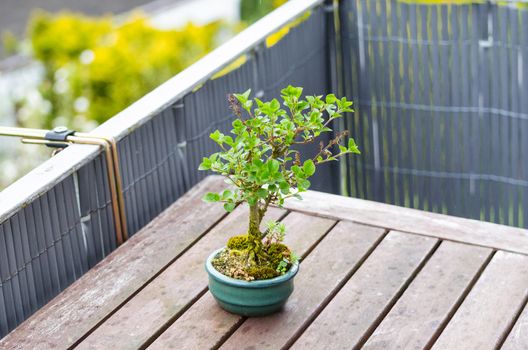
1,126,127,245
76,133,128,241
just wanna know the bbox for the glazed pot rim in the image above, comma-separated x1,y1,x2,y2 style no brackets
205,247,299,288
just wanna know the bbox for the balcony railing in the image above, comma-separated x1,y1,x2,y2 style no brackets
2,0,528,339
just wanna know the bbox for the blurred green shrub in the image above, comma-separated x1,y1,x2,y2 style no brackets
2,31,20,56
240,0,287,24
26,11,224,129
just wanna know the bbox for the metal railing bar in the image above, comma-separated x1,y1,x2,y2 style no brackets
0,127,128,244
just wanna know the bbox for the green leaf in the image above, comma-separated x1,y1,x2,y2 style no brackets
242,89,251,99
203,192,220,202
223,135,234,146
268,159,280,174
325,94,337,104
257,188,268,199
280,85,302,98
298,179,311,190
303,159,316,177
234,89,251,105
348,138,361,154
232,119,244,129
270,98,280,111
291,165,304,177
279,181,290,194
224,202,236,212
210,130,223,143
221,190,233,200
198,157,211,170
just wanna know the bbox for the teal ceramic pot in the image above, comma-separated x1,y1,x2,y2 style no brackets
205,248,299,317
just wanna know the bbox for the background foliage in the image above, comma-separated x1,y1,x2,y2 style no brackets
24,12,224,130
240,0,287,24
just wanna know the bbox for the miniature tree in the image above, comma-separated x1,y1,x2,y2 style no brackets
199,85,360,280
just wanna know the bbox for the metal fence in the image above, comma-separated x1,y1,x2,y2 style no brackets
0,0,330,338
3,0,528,340
340,0,528,228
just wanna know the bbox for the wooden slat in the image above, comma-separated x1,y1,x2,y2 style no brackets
501,303,528,349
76,205,288,349
432,251,528,350
0,176,228,349
362,241,492,350
147,212,338,350
215,222,387,349
284,190,528,254
291,231,439,349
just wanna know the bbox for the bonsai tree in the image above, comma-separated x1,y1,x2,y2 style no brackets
199,85,360,281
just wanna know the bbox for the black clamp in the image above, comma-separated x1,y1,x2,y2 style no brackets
44,126,75,148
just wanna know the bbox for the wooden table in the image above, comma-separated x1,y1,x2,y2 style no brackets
2,176,528,350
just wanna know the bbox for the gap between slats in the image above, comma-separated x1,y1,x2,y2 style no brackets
68,206,233,349
424,249,496,349
138,214,339,350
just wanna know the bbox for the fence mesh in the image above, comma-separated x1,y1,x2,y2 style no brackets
340,0,528,228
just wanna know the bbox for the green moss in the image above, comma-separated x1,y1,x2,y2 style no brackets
227,234,249,250
267,243,290,267
214,239,294,281
247,266,279,280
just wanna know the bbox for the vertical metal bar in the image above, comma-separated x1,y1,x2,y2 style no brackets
357,0,370,199
12,212,36,315
37,195,61,296
420,4,433,212
509,7,520,227
379,0,395,205
0,224,12,334
8,216,30,321
325,0,341,194
410,2,423,210
479,3,492,222
337,0,355,197
440,4,451,215
498,5,510,225
0,224,17,330
448,4,460,217
470,3,482,220
521,10,528,228
490,5,500,223
391,0,405,206
431,5,441,213
460,4,471,219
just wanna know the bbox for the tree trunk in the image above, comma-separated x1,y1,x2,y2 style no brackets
248,203,262,257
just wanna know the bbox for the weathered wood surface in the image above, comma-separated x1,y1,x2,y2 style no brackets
148,212,337,350
0,176,228,349
219,221,386,349
77,210,327,349
501,303,528,350
362,242,492,350
4,177,528,350
284,190,528,255
291,231,438,349
432,251,528,350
